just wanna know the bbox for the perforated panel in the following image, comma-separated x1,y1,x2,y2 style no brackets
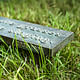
0,17,74,55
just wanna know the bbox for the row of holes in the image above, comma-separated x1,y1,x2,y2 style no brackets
8,29,53,44
0,20,60,37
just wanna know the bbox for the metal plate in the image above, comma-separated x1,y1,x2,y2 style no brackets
0,17,74,56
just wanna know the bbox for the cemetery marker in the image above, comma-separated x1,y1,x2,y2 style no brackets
0,17,74,56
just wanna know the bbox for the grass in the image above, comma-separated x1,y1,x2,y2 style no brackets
0,0,80,80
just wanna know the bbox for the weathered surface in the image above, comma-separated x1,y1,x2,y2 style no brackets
0,17,74,56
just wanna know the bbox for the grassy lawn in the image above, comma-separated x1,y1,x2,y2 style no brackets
0,0,80,80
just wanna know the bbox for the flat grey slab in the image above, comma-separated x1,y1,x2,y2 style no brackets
0,17,74,56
